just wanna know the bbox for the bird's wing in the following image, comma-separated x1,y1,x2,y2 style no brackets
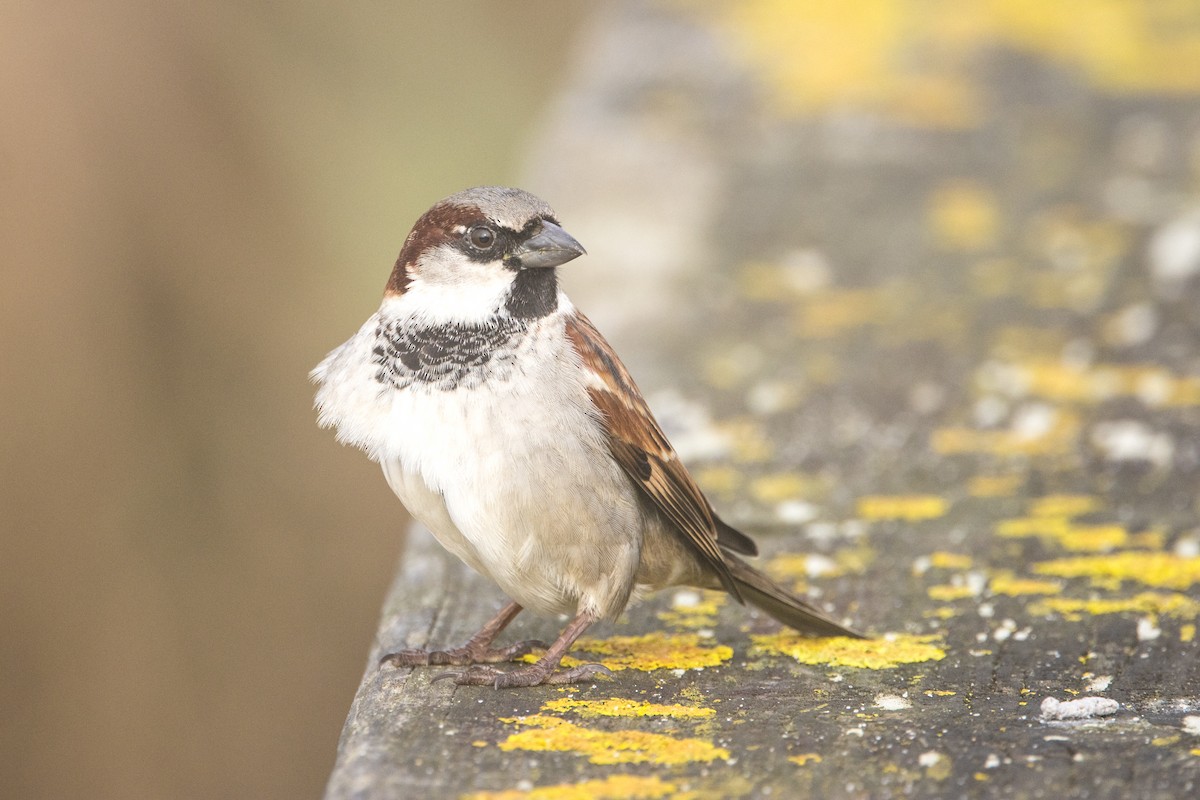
564,312,743,599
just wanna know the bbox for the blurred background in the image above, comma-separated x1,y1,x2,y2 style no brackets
1,2,586,798
6,1,1200,798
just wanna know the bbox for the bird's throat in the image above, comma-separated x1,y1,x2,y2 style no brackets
505,268,558,320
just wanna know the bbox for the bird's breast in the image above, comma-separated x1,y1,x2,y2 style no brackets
384,370,646,618
315,307,647,618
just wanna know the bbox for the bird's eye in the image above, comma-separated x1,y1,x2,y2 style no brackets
468,226,495,250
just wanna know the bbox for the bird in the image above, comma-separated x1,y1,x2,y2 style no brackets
311,187,862,688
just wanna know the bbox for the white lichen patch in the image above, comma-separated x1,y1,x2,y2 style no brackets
1040,696,1119,721
874,693,913,711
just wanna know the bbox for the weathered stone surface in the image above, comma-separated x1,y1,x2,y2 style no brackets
328,3,1200,798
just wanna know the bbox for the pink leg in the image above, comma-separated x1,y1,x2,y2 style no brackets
435,610,612,688
380,601,546,667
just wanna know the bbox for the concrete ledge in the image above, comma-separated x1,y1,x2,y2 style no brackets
325,4,1200,797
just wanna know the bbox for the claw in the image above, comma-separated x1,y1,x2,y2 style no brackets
380,638,548,668
429,662,611,688
544,663,613,685
431,665,506,686
492,661,612,688
385,608,603,689
380,649,436,667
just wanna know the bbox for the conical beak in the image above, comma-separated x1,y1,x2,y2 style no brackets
510,220,586,269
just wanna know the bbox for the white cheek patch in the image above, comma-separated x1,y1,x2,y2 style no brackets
402,244,516,325
414,243,481,283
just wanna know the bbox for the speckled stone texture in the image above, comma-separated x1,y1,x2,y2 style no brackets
326,3,1200,798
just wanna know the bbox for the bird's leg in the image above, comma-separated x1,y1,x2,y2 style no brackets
380,601,546,668
436,610,612,688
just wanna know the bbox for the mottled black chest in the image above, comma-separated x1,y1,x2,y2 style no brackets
372,317,530,391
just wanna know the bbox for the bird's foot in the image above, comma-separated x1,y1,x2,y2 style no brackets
380,638,547,668
433,662,612,688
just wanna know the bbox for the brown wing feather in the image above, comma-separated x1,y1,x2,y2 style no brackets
565,312,743,600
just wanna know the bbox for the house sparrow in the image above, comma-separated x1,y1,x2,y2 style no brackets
311,187,861,688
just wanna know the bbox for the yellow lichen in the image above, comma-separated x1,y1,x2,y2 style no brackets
997,516,1072,538
1029,495,1100,518
929,552,973,570
497,715,728,766
922,751,954,781
750,472,814,503
988,573,1062,596
995,1,1200,94
982,359,1200,407
857,494,949,521
752,633,946,669
796,287,893,338
461,774,683,800
843,545,878,574
925,690,957,697
997,516,1128,552
931,410,1081,456
711,1,1200,132
769,554,823,583
714,1,976,127
716,418,774,463
694,465,742,497
923,607,959,620
1033,552,1200,590
928,584,978,601
1030,592,1200,620
928,181,999,252
1182,624,1196,643
737,261,798,301
703,350,757,391
989,326,1071,360
967,474,1023,497
768,547,874,590
563,633,733,672
1131,529,1167,549
656,591,726,629
789,753,823,766
1056,525,1129,553
541,697,715,720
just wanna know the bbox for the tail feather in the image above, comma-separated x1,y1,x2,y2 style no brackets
727,555,864,639
714,514,758,556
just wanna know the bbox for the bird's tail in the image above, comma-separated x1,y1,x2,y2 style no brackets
726,555,865,639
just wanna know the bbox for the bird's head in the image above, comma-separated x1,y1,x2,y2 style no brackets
385,187,586,323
